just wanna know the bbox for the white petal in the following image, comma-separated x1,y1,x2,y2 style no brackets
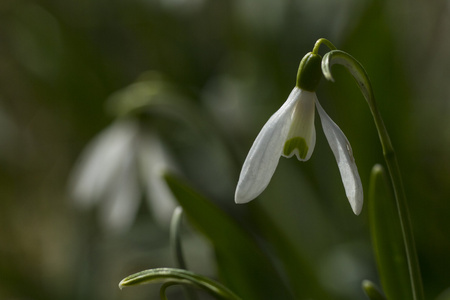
100,153,141,234
138,132,177,228
69,120,138,207
282,91,317,161
235,87,300,204
316,100,363,215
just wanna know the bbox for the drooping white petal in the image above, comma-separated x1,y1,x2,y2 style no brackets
282,90,317,161
316,100,363,215
69,120,138,207
100,152,141,234
138,132,177,228
235,87,301,204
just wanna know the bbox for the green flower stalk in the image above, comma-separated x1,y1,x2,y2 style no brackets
321,45,424,300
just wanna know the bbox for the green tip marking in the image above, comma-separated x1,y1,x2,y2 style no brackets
283,137,308,159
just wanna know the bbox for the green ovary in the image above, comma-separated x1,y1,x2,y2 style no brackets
283,137,308,159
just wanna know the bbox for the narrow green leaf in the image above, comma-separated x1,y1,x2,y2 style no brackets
250,205,332,300
362,280,387,300
164,173,294,300
435,287,450,300
170,207,188,270
119,268,241,300
368,164,413,300
169,207,198,300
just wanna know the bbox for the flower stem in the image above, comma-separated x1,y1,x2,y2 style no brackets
312,38,337,54
321,49,424,300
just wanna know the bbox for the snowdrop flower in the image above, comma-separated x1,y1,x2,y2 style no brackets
69,119,177,234
235,51,363,215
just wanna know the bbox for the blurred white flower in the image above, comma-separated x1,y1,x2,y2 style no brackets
235,53,363,215
69,119,177,234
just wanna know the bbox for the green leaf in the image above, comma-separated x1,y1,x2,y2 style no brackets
169,207,198,300
119,268,241,300
164,173,294,300
250,205,332,300
170,207,188,270
435,287,450,300
368,164,413,300
362,280,387,300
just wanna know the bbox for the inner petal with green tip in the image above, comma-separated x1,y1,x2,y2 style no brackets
281,90,316,161
283,137,308,160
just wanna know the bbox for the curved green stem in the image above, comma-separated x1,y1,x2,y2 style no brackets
312,38,337,54
119,268,242,300
160,282,177,300
321,50,424,300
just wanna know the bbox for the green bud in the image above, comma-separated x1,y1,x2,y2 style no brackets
362,280,387,300
296,52,322,92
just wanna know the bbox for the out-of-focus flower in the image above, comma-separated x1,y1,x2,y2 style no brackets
69,119,177,234
235,52,363,215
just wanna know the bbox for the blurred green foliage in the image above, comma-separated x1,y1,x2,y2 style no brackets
368,165,413,300
1,0,449,299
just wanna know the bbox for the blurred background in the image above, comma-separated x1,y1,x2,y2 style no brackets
1,0,449,299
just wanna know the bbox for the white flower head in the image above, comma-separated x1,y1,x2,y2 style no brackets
235,52,363,215
69,120,177,234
